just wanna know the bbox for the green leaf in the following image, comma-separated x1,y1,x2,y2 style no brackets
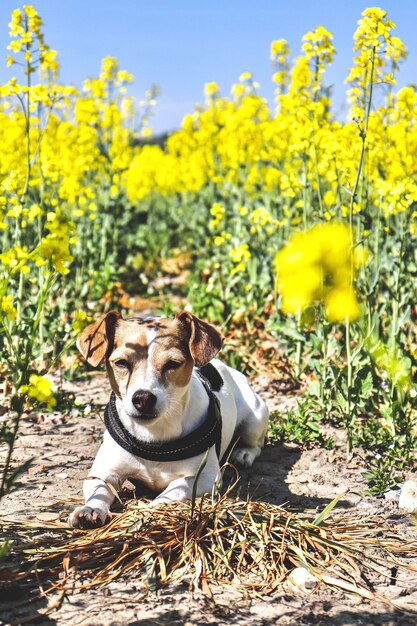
307,381,321,399
4,457,34,495
335,389,346,408
274,324,306,343
360,371,374,396
0,540,10,563
313,493,344,526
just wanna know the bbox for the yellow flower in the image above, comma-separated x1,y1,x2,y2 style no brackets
270,39,289,60
229,243,251,264
325,287,360,323
210,202,225,229
28,204,42,221
275,223,366,322
346,7,406,117
0,295,17,321
230,261,247,275
100,56,119,81
72,310,93,334
0,246,31,274
302,25,335,66
366,335,411,393
36,235,73,275
205,82,219,98
250,206,277,228
20,374,56,409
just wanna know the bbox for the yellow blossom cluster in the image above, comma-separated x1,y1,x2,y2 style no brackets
210,203,225,229
19,374,56,408
123,11,414,228
229,243,251,275
0,4,414,341
346,8,407,119
7,4,58,77
1,294,17,321
275,223,367,322
0,5,158,411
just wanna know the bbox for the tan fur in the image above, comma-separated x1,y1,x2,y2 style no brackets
78,311,224,385
77,311,122,367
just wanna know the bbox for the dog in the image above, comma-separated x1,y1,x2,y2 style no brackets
69,311,269,528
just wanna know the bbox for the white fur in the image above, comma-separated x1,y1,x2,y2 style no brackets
69,358,269,528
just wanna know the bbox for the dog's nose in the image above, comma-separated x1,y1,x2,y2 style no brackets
131,390,157,413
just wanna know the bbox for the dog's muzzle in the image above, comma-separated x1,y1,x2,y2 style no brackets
131,390,157,419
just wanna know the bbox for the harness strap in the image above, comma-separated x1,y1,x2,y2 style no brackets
104,367,223,462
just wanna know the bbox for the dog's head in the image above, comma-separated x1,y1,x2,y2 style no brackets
76,311,224,421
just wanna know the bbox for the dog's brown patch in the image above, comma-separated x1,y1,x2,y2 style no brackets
77,312,223,396
107,318,194,395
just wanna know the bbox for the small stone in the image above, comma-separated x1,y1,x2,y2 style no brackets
399,480,417,512
384,488,401,501
286,567,318,594
28,464,47,475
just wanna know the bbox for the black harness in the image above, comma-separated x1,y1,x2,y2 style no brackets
104,363,223,462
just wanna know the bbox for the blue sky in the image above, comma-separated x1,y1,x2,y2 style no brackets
1,1,416,133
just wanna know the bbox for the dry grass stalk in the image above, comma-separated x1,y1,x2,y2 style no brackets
2,483,417,607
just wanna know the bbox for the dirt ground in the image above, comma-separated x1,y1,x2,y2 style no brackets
1,371,417,625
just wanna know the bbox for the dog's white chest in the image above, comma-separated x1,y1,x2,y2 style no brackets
94,433,205,492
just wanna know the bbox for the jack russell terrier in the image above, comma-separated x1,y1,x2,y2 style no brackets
69,311,269,528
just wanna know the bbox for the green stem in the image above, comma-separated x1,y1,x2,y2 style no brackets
345,317,353,456
389,213,405,404
344,47,376,457
349,46,376,233
0,404,23,501
312,140,324,220
321,318,328,421
16,270,24,325
295,310,302,378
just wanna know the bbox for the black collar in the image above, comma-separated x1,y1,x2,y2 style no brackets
104,366,223,462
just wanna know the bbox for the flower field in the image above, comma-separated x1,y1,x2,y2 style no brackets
1,5,417,498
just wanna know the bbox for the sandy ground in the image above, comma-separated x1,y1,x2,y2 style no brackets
1,371,417,625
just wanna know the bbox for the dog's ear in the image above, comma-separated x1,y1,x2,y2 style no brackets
76,311,122,367
176,311,224,367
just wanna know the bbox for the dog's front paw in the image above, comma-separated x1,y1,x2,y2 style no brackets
230,446,261,469
68,506,110,529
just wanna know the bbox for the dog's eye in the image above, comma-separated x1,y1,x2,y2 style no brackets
114,359,130,370
164,360,183,371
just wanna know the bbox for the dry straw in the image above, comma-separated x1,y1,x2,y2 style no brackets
3,478,417,609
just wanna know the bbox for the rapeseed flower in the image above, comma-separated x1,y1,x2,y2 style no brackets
275,223,366,322
72,310,93,334
20,374,56,409
0,295,17,321
346,7,406,118
210,203,225,229
229,244,251,275
36,235,73,275
0,246,31,274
